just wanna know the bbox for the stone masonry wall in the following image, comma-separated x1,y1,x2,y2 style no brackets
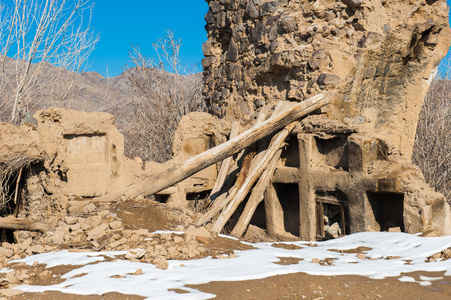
202,0,451,158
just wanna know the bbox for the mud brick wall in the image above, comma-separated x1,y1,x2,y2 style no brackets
202,0,451,157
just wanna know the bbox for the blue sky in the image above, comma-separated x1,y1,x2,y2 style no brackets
87,0,209,77
85,0,451,78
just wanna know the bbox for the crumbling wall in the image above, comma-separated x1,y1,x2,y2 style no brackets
202,0,451,158
200,0,451,239
0,108,145,234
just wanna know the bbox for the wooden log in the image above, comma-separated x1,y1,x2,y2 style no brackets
94,93,328,203
210,121,298,233
208,121,240,201
230,147,283,237
0,216,50,232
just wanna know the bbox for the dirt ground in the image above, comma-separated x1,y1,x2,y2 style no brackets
4,200,451,299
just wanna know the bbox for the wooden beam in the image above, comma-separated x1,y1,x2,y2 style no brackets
0,217,50,232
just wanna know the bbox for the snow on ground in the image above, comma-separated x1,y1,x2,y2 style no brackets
3,232,451,300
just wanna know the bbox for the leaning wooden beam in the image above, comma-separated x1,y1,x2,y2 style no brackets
230,147,283,237
0,216,50,232
208,121,240,201
210,121,298,233
94,93,328,203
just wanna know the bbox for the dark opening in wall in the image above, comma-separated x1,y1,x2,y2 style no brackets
274,183,300,236
315,191,349,240
280,135,300,167
250,201,267,229
314,136,349,171
154,194,170,203
367,192,404,232
186,190,212,211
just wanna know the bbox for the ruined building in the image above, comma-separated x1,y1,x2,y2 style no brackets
198,0,451,239
1,0,450,243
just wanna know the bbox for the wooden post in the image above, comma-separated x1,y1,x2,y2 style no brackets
94,93,328,203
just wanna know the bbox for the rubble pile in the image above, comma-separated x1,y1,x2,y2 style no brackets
0,199,241,288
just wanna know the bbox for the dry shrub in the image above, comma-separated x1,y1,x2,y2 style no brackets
412,78,450,202
123,31,205,163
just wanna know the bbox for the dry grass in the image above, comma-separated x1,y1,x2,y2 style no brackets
0,152,43,211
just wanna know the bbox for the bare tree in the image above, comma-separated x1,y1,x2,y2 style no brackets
0,0,99,123
124,30,205,162
412,56,451,202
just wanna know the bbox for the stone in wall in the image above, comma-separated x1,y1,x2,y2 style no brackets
202,0,451,158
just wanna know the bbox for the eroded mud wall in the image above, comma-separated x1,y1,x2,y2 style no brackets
202,0,451,157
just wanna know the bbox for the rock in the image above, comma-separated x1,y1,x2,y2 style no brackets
419,229,441,237
249,21,265,44
87,215,102,228
210,2,224,13
317,73,341,87
311,258,320,263
173,236,184,244
0,289,23,297
356,253,366,260
5,270,18,284
83,202,96,213
226,42,239,61
109,220,123,230
342,0,362,9
202,56,216,68
64,216,78,225
155,258,169,270
133,268,143,275
0,247,13,258
260,1,278,16
184,226,212,242
50,229,65,244
246,1,259,18
280,17,297,33
126,248,146,260
26,245,45,256
202,40,213,56
87,223,109,241
431,252,442,260
160,232,172,240
175,225,185,232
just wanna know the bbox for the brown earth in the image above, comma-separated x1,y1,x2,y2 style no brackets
1,199,450,300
